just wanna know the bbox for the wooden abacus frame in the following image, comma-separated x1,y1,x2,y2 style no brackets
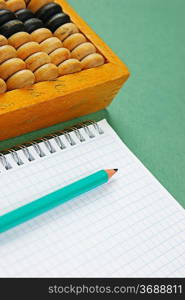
0,0,130,141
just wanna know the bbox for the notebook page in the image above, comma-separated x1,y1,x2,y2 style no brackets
0,119,185,277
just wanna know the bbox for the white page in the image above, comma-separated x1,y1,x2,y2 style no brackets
0,119,185,277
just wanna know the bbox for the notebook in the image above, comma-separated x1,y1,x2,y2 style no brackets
0,119,185,278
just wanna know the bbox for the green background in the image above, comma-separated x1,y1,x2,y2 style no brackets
0,0,184,207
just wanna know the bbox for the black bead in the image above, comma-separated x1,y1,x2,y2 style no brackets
24,18,44,33
35,2,62,23
46,13,70,32
15,9,35,23
0,9,15,27
0,19,25,38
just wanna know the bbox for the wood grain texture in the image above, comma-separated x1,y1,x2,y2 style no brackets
0,0,129,141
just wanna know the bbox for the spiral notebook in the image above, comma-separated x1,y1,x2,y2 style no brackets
0,119,185,278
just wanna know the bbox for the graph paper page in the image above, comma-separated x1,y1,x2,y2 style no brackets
0,119,185,277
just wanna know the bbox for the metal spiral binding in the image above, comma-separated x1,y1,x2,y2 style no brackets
52,134,66,150
63,131,76,146
32,142,46,158
20,146,35,162
0,121,104,171
72,127,85,142
9,150,24,166
0,154,12,170
42,138,56,154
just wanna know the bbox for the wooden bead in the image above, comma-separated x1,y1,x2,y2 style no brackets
0,34,8,47
25,51,50,72
58,59,82,76
28,0,51,13
0,19,25,38
35,2,62,23
6,0,26,12
81,53,105,69
6,69,35,90
30,28,52,43
15,8,34,22
16,41,41,60
0,57,26,80
54,23,79,41
0,45,17,64
46,13,70,33
24,18,44,33
63,33,87,51
0,78,7,94
71,42,96,61
40,37,63,54
0,0,7,10
49,48,70,65
34,63,59,82
8,32,31,49
0,9,15,27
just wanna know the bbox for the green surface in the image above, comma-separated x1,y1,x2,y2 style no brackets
0,0,184,207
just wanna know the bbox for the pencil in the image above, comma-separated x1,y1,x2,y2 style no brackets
0,169,118,233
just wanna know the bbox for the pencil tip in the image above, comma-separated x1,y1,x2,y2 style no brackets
105,169,118,179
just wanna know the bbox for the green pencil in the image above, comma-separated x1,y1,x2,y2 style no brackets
0,169,118,233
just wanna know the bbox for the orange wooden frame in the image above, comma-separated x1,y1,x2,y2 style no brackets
0,0,130,141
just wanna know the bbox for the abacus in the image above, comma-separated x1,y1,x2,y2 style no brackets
0,0,129,140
